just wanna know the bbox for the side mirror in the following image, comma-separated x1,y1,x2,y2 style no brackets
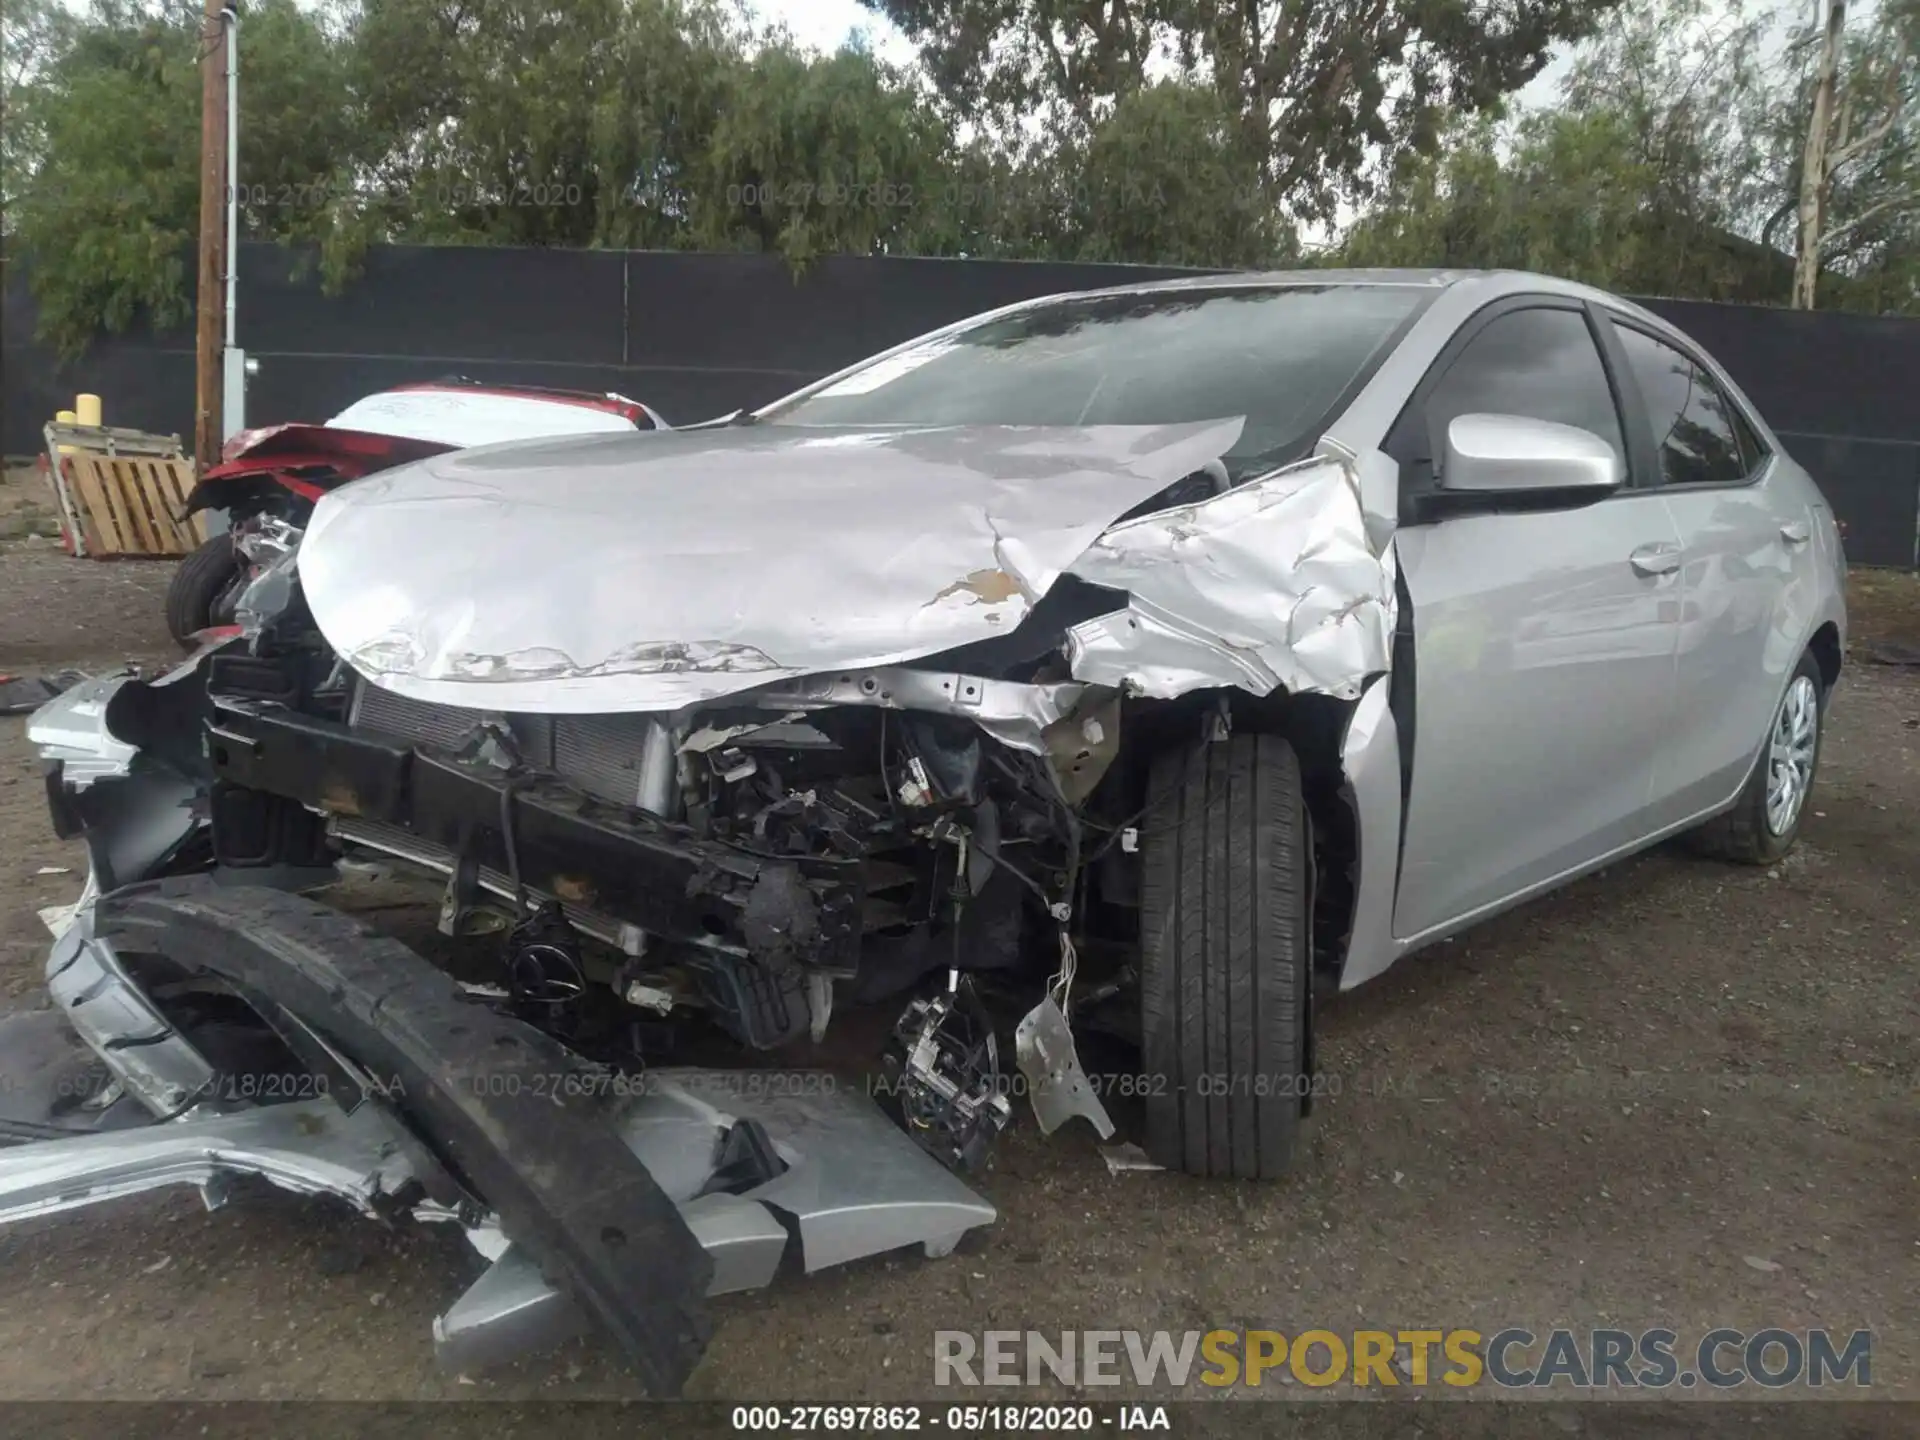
1440,413,1624,495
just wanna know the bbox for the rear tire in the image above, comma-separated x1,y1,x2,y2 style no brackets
1690,651,1826,865
166,535,241,648
1139,732,1308,1179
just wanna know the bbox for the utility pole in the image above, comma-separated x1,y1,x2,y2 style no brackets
1793,0,1847,310
194,0,228,468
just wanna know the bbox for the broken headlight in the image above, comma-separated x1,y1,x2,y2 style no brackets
886,982,1011,1172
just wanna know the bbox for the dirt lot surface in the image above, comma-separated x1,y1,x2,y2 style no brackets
0,540,1913,1410
0,462,65,545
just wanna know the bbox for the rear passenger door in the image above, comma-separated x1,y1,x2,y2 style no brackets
1388,299,1685,942
1599,314,1818,826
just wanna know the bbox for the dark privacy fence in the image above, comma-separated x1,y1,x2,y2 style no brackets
5,244,1920,564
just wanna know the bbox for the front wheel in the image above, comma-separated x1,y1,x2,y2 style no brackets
165,535,243,647
1139,732,1309,1179
1690,651,1826,865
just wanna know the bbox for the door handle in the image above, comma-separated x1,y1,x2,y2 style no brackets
1780,521,1811,546
1628,542,1681,577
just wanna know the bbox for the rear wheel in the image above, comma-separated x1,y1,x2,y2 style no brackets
1691,651,1826,865
1139,732,1308,1179
165,535,242,647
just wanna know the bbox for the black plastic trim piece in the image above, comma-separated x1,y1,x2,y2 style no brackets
96,878,715,1394
43,761,80,841
205,699,865,973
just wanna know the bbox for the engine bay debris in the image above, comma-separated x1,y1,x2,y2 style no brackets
0,879,995,1391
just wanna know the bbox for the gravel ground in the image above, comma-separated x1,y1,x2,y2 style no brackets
0,539,1913,1407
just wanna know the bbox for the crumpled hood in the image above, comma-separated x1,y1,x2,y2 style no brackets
299,420,1244,713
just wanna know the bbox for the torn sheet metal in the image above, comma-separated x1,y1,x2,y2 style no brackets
434,1064,999,1369
298,419,1244,715
1345,444,1401,555
1043,691,1122,804
1335,675,1403,990
1013,997,1116,1140
25,674,137,788
1064,450,1396,701
0,1099,418,1226
434,1200,794,1374
432,1057,1005,1373
741,667,1097,755
618,1071,996,1271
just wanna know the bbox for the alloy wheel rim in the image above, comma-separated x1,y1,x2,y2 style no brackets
1765,675,1819,836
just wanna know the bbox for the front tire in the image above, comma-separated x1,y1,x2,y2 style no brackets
166,534,242,647
1691,651,1826,865
1139,732,1309,1179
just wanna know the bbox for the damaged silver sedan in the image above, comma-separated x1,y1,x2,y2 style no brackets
5,270,1847,1390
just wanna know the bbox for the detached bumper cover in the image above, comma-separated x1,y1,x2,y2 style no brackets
0,879,995,1385
434,1070,996,1373
85,879,717,1394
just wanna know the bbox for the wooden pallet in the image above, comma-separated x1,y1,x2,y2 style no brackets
42,424,203,558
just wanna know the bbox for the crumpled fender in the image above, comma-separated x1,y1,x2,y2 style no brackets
1064,446,1398,700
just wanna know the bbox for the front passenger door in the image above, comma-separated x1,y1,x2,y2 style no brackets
1390,301,1684,942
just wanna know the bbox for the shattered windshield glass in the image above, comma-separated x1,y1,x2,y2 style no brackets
759,283,1430,481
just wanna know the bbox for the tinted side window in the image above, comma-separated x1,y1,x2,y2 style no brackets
1409,307,1627,479
1616,327,1752,487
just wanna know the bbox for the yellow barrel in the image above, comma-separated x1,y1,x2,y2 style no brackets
75,394,102,427
55,409,77,455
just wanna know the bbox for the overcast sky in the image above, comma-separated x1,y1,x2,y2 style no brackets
41,0,1850,141
755,0,916,62
752,0,1847,108
47,0,1845,104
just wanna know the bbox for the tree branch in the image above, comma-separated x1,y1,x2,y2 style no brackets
1829,36,1912,172
1761,192,1800,251
1820,191,1914,246
1827,104,1900,171
1037,24,1090,133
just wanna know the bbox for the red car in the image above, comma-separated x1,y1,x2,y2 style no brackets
169,379,668,644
